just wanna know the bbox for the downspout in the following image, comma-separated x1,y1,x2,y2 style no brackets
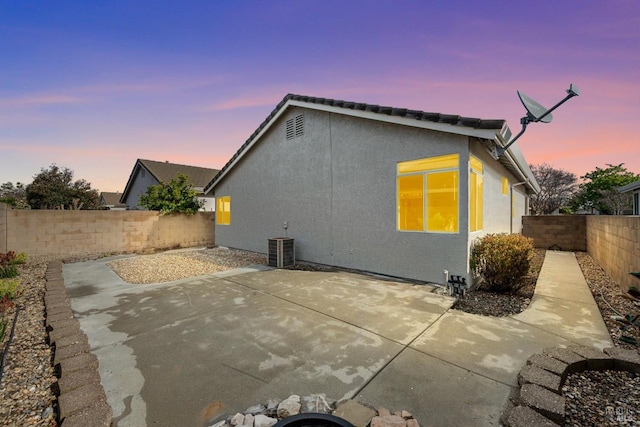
510,180,529,233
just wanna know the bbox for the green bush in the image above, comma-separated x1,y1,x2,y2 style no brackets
0,277,22,299
470,233,534,294
0,265,18,279
11,252,28,265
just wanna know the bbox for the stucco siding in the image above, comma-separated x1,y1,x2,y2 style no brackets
123,168,158,209
215,107,474,283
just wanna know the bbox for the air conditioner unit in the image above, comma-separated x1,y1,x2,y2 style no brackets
268,237,295,268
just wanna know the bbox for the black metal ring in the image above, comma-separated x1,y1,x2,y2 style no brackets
272,413,354,427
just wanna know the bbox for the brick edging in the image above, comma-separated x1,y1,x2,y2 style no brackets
44,261,112,427
502,345,640,426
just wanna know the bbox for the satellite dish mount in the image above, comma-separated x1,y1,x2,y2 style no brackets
496,83,579,157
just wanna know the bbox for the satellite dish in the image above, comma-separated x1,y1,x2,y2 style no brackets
518,91,553,123
494,83,580,158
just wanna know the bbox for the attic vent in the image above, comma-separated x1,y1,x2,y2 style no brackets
286,114,304,140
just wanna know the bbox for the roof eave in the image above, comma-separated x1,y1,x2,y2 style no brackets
204,97,507,194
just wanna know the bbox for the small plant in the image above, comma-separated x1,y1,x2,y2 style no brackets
0,277,22,300
470,233,534,294
11,252,28,265
0,264,18,279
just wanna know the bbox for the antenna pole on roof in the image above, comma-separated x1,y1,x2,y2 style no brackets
496,83,579,158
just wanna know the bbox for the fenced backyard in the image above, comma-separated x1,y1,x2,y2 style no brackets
523,215,639,292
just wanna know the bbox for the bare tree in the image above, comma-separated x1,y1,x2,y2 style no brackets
529,163,577,215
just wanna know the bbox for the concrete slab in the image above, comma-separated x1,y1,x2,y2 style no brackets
357,348,513,426
411,311,573,386
511,251,612,350
234,270,454,344
533,251,596,304
511,294,613,349
120,295,404,426
61,250,614,427
64,258,447,426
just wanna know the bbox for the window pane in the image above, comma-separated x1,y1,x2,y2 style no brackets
470,156,483,173
398,154,459,174
427,171,458,232
397,174,424,231
470,173,483,231
217,196,231,225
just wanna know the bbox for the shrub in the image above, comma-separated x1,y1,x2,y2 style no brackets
0,265,18,279
0,277,22,299
470,233,534,294
11,252,28,265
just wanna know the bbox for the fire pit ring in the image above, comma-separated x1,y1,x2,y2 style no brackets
273,413,354,427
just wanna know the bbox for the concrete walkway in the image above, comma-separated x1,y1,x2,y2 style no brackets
63,250,612,427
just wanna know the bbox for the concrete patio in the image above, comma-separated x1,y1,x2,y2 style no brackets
63,250,612,426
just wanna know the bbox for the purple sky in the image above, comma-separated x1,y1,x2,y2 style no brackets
1,0,638,192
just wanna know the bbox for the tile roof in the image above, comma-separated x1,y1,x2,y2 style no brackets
138,159,219,189
204,93,527,194
100,192,126,207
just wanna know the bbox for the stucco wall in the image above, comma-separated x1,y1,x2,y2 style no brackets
522,215,587,251
215,107,522,284
123,167,158,209
1,206,214,255
586,215,640,292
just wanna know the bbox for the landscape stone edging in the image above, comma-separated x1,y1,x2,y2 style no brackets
503,345,640,427
44,261,112,427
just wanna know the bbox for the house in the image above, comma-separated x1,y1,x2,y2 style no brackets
120,159,219,211
619,180,640,215
99,192,127,210
203,94,540,284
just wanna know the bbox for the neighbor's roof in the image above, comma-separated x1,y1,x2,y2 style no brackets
618,179,640,193
203,94,540,194
100,192,126,207
121,159,219,203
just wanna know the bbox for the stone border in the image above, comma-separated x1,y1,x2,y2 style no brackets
209,396,420,427
44,261,112,427
502,345,640,426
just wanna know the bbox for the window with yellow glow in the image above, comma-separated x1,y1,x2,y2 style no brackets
502,177,509,195
216,196,231,225
397,154,459,233
469,156,483,232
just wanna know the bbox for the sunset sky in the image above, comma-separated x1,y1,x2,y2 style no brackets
1,1,639,192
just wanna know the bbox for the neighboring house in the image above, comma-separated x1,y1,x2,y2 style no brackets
99,192,127,210
120,159,219,211
619,180,640,215
203,94,540,284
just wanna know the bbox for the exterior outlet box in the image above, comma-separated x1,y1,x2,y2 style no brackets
268,238,295,268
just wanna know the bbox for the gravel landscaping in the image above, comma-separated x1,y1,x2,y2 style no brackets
1,247,638,426
452,248,545,317
107,247,267,284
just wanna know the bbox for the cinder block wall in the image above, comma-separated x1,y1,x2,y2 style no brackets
522,215,587,251
587,216,640,292
2,206,215,255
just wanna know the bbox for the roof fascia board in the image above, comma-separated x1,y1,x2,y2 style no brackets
120,159,144,203
493,132,541,194
287,100,501,140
